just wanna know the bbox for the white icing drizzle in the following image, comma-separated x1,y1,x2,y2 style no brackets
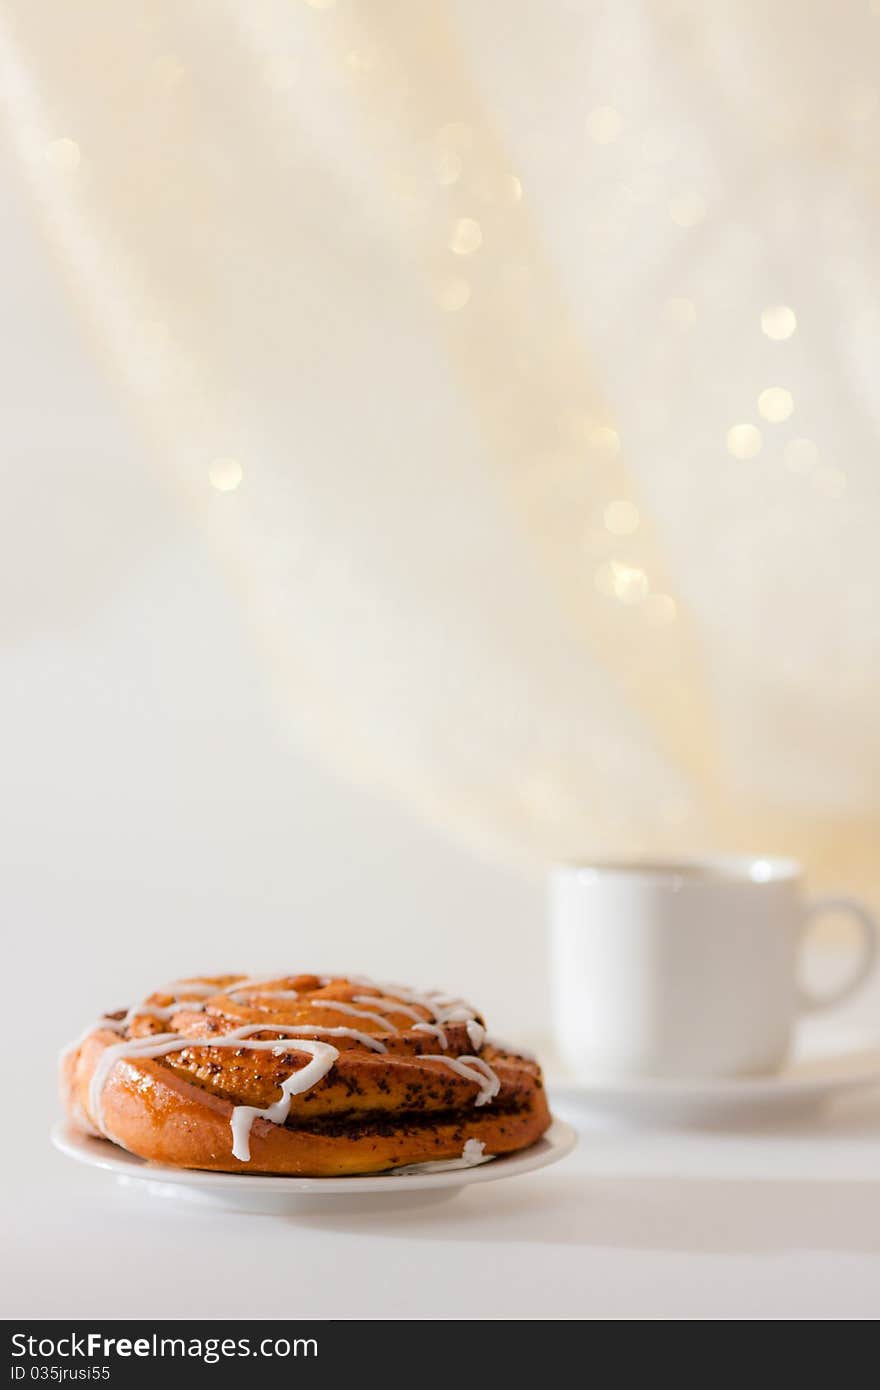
246,1024,387,1053
462,1137,488,1164
161,980,225,999
349,977,450,1012
229,987,300,1005
420,1053,501,1107
229,1041,337,1162
350,976,483,1033
224,975,297,1000
224,976,289,991
352,994,426,1025
440,1004,476,1024
389,1138,494,1175
308,999,401,1031
120,1000,208,1027
412,1021,448,1048
466,1020,486,1051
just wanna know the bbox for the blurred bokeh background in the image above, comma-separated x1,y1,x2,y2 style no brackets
0,81,543,1039
2,0,879,1041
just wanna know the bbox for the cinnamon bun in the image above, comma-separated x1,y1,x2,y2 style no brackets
61,974,551,1175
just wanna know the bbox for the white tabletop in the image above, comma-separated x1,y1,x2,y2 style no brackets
6,956,880,1322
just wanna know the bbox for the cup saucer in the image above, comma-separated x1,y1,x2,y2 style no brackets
547,1045,880,1128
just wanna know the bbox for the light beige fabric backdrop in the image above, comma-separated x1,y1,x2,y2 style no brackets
1,0,878,893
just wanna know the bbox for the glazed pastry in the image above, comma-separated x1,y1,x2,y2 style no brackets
61,974,551,1175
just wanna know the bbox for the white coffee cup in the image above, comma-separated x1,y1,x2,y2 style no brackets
550,856,878,1079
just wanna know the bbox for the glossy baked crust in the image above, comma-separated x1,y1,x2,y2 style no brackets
61,974,551,1175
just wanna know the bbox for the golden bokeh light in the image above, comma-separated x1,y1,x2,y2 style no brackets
758,386,794,422
433,275,471,311
726,423,762,459
595,560,649,605
504,174,523,203
761,304,797,340
208,457,244,493
589,425,621,457
668,191,707,228
448,217,483,255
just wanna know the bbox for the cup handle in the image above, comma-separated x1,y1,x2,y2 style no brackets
797,896,879,1013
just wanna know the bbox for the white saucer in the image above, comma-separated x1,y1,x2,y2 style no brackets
51,1118,576,1214
548,1048,880,1128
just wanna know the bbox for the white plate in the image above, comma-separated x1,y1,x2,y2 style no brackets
51,1118,576,1214
549,1048,880,1128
